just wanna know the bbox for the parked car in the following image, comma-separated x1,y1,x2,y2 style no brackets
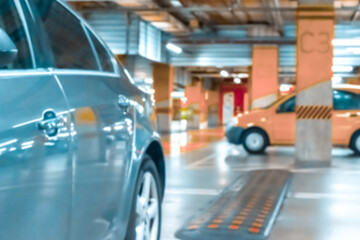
0,0,165,240
226,85,360,155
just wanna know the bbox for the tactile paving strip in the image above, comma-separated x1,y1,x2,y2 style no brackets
175,170,292,240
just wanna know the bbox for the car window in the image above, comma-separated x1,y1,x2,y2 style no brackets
333,90,360,110
32,0,98,70
277,96,296,113
21,0,55,68
87,29,114,73
0,0,32,69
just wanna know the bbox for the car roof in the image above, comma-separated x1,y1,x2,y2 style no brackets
273,84,360,106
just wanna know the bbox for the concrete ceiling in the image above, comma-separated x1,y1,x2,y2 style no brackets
68,0,360,81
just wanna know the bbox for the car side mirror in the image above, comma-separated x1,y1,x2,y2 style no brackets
0,28,18,67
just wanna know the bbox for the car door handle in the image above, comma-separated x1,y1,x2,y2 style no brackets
117,95,131,111
37,110,62,137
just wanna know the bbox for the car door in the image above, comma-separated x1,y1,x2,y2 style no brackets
332,90,360,145
271,96,296,144
0,1,72,239
30,1,136,239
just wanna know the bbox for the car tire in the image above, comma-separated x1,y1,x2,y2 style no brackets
242,129,268,154
125,155,162,240
350,131,360,155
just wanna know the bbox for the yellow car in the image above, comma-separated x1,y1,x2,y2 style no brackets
226,84,360,154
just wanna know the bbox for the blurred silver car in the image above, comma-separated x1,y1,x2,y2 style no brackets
0,0,165,239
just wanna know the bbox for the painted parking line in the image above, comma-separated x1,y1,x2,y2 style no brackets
187,163,360,174
189,165,291,171
166,188,221,196
290,192,360,201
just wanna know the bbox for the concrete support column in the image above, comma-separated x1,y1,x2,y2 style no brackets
153,63,174,133
207,90,220,127
185,81,202,130
295,2,334,167
250,46,279,109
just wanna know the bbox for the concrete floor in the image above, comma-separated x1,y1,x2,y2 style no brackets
161,128,360,240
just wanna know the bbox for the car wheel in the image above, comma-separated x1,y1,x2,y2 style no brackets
125,155,162,240
242,129,268,154
350,131,360,155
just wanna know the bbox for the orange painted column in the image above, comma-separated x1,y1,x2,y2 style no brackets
243,93,249,113
115,55,127,65
184,81,202,130
295,4,334,167
250,46,279,109
153,63,174,133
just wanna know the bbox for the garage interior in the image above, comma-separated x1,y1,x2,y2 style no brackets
67,0,360,239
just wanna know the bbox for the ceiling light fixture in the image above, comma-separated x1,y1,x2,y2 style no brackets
346,47,360,55
220,70,229,77
166,43,183,54
332,39,360,46
280,84,292,92
144,78,153,84
181,97,188,103
237,73,249,78
331,66,354,72
171,91,185,98
170,0,182,7
234,78,241,84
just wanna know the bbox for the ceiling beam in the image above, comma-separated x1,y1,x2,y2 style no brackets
220,0,242,24
230,0,248,24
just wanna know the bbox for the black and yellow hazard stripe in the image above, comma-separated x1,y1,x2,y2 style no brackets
296,105,332,120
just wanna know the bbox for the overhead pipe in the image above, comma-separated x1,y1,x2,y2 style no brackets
67,0,189,34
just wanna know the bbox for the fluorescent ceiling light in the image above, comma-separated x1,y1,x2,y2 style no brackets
144,78,153,84
332,84,360,90
237,73,249,78
345,47,360,55
220,70,229,77
181,97,188,103
332,39,360,46
170,0,182,7
147,89,155,94
280,84,292,92
331,66,353,72
234,78,241,84
171,91,185,98
166,43,183,54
